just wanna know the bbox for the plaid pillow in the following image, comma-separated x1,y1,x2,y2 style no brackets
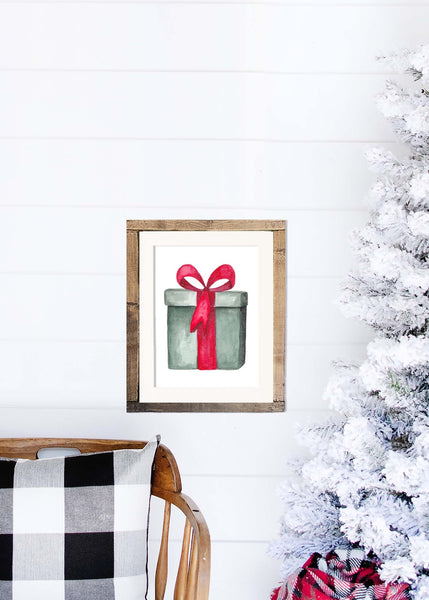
0,437,159,600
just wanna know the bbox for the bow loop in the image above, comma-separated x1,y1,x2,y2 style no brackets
176,264,235,333
176,264,206,292
206,264,235,291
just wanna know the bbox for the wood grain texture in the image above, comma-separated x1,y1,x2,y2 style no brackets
127,401,284,413
157,491,210,600
155,501,171,600
127,230,139,404
0,412,326,476
174,519,192,600
0,141,382,210
0,72,393,141
273,227,286,407
126,220,286,412
1,5,427,73
0,207,365,275
127,219,285,232
0,274,367,343
0,438,182,492
0,0,422,5
187,535,199,600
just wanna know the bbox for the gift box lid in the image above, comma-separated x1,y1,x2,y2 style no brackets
164,289,248,307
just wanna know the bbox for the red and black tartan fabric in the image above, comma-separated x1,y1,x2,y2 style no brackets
271,547,411,600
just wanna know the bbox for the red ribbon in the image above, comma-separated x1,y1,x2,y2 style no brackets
176,264,235,370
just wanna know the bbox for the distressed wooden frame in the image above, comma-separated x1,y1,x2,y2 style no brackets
127,220,286,412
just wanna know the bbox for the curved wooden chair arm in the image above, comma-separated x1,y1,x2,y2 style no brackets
0,438,211,600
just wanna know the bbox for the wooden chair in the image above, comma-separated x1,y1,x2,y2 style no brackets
0,438,210,600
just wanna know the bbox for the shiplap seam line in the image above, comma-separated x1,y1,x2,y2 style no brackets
148,538,276,544
0,137,394,143
0,1,426,5
287,341,367,346
0,205,369,212
148,538,277,544
0,271,125,276
0,273,350,279
0,340,368,346
0,407,331,413
149,539,276,544
0,69,399,76
0,407,331,414
188,540,274,544
289,275,355,280
0,338,126,343
0,403,329,416
182,473,284,478
0,406,330,414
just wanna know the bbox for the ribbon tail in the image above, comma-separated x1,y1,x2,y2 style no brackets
190,291,211,333
197,310,217,369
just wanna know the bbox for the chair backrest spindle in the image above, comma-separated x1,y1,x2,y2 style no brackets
187,533,199,600
155,501,171,600
174,519,192,600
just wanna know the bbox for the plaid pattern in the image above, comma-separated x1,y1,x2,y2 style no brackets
0,438,159,600
272,547,411,600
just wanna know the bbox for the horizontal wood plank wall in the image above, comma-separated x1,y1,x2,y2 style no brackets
0,2,419,598
0,5,427,72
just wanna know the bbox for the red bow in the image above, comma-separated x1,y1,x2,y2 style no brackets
176,264,235,369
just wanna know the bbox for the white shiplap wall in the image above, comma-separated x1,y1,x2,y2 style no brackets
0,3,421,599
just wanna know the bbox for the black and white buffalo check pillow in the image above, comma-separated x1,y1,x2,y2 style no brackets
0,437,159,600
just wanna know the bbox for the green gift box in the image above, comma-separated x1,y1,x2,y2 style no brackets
164,289,248,370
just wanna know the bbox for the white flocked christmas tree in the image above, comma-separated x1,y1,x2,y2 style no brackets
271,46,429,599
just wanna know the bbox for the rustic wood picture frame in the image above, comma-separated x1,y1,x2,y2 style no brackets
127,220,286,412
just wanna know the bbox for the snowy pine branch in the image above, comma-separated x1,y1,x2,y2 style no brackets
272,44,429,596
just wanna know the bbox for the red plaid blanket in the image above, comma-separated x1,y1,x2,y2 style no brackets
271,548,410,600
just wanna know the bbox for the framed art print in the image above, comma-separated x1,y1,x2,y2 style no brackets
126,220,286,412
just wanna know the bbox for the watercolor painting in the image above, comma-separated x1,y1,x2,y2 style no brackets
165,263,248,370
154,242,260,390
